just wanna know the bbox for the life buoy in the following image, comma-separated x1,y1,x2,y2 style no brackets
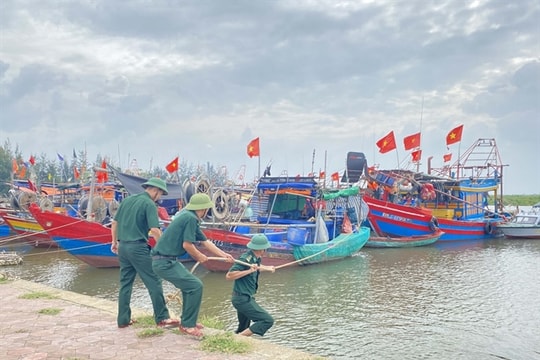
484,222,494,235
429,217,439,231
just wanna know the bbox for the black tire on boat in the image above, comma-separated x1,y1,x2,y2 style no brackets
484,222,494,235
429,217,439,231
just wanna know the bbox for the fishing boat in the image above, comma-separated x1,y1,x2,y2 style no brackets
365,229,444,248
0,216,13,237
199,226,370,272
0,210,56,248
28,203,191,268
197,171,371,271
364,138,507,241
497,204,540,239
28,203,121,267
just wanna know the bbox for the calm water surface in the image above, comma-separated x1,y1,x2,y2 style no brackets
2,237,539,360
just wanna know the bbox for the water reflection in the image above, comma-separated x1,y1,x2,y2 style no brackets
2,239,540,359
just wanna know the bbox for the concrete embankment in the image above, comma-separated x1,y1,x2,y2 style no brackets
0,275,324,360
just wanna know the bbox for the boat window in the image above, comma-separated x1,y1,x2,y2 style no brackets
514,216,537,224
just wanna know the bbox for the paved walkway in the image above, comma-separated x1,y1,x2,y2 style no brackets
0,275,323,360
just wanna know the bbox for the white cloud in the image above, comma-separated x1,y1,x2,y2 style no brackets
1,0,538,194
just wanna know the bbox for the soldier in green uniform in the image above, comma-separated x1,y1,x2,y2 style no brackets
111,177,179,329
151,193,234,338
226,234,275,336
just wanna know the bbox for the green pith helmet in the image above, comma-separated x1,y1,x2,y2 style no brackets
247,234,271,250
141,177,168,195
185,193,214,210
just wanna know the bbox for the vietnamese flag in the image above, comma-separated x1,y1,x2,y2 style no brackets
165,156,179,173
247,137,260,158
443,153,452,163
376,131,397,154
97,160,108,183
403,132,421,150
29,155,36,166
411,149,422,162
446,125,464,146
12,159,19,173
331,172,340,181
319,171,325,179
18,165,26,178
74,167,80,180
28,179,38,192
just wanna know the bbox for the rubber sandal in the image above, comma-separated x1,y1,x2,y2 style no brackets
118,319,137,328
157,318,180,328
179,325,204,339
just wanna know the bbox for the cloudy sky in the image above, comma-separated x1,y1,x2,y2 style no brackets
1,0,538,194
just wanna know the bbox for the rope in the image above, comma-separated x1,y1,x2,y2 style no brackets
275,231,354,269
165,231,356,307
21,242,109,258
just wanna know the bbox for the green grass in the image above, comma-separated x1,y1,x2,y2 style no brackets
200,332,252,354
132,315,156,328
199,315,226,330
137,328,165,338
38,308,62,315
19,291,58,299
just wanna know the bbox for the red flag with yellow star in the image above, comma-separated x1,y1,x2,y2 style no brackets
376,131,397,154
247,137,260,158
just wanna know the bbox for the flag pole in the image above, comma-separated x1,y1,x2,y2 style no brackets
418,96,424,173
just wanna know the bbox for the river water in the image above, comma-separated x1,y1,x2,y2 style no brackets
2,237,539,360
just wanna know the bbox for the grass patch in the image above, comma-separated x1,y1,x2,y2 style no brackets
132,315,155,328
38,307,62,315
0,277,8,284
199,315,225,330
19,291,58,300
136,328,164,338
200,332,252,354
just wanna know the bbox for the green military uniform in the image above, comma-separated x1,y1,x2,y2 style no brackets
115,191,171,327
229,250,274,336
151,209,207,328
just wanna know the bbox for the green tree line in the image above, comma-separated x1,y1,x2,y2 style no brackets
490,194,540,207
0,140,230,196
